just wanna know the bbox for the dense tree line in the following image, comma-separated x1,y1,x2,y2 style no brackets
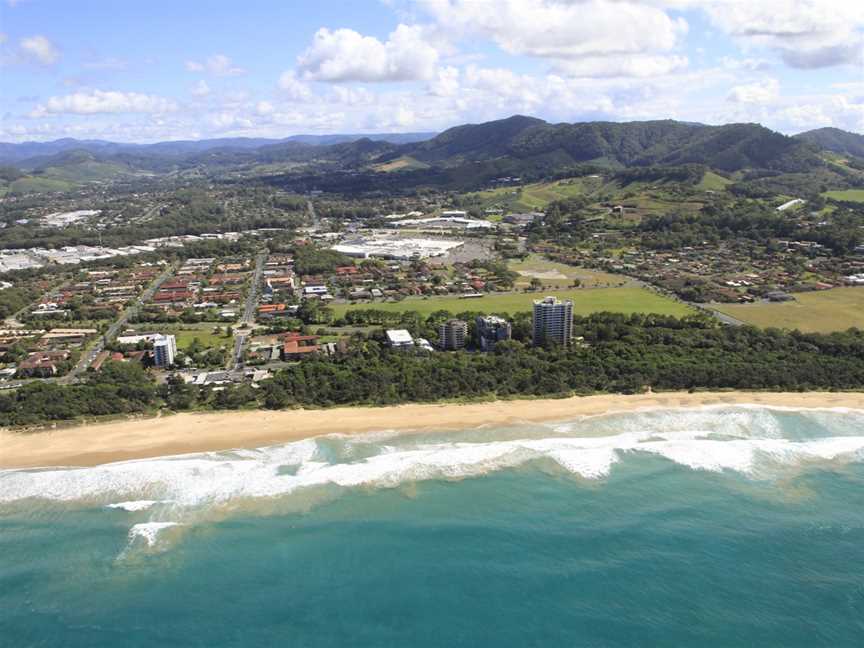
0,285,40,319
639,203,863,254
0,362,156,426
292,246,354,275
3,313,864,427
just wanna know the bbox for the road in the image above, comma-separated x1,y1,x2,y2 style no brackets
231,250,267,370
307,199,319,230
687,302,747,327
63,263,176,382
3,277,73,328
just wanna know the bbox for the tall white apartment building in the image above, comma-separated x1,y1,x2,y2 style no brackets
532,297,573,347
153,334,177,368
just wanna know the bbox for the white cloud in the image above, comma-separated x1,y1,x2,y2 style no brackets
419,0,687,59
727,78,780,104
554,55,689,79
297,24,439,82
428,66,460,97
206,112,254,129
670,0,864,69
184,54,245,77
20,35,59,65
277,71,313,101
331,86,375,105
256,101,275,115
29,90,178,116
0,33,7,45
191,80,211,97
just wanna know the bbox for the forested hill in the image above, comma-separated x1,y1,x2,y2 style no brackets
393,116,823,174
2,116,854,195
795,127,864,158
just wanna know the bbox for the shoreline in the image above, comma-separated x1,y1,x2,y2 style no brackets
2,391,864,470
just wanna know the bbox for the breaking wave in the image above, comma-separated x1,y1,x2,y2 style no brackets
2,405,863,554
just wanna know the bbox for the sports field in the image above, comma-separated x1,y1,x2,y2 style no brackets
330,287,693,318
712,287,864,333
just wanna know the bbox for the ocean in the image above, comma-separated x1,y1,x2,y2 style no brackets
2,405,863,647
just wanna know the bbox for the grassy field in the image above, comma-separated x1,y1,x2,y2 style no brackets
160,324,233,350
823,189,864,203
467,178,600,212
508,255,633,289
330,287,693,319
712,288,864,333
5,175,76,194
696,171,732,191
373,156,430,172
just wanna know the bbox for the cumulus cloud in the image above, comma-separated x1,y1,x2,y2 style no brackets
419,0,687,59
428,66,460,97
680,0,864,69
29,89,178,116
185,54,245,76
190,80,211,97
277,71,313,101
554,54,689,79
20,35,59,65
256,100,275,115
296,24,439,82
727,78,780,104
206,112,253,129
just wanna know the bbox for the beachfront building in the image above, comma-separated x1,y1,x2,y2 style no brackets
386,329,414,349
153,334,177,368
438,319,468,350
532,297,573,347
475,315,512,352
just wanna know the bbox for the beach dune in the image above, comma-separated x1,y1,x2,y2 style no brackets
2,391,864,469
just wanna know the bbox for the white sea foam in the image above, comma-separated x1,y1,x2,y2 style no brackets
2,408,863,516
127,522,181,547
106,500,169,512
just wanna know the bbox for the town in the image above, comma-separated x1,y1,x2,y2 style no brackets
2,171,864,397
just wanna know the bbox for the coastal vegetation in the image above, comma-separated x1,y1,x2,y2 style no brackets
4,313,864,427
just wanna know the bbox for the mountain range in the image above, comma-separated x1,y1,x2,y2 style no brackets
2,116,863,195
0,132,435,165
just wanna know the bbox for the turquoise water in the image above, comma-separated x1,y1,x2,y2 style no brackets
2,406,864,646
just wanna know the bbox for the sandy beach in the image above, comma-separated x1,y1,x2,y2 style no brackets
2,391,864,469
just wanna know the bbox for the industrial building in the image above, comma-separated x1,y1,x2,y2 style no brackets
332,237,463,260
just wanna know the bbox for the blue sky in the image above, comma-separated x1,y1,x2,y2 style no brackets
1,0,862,142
